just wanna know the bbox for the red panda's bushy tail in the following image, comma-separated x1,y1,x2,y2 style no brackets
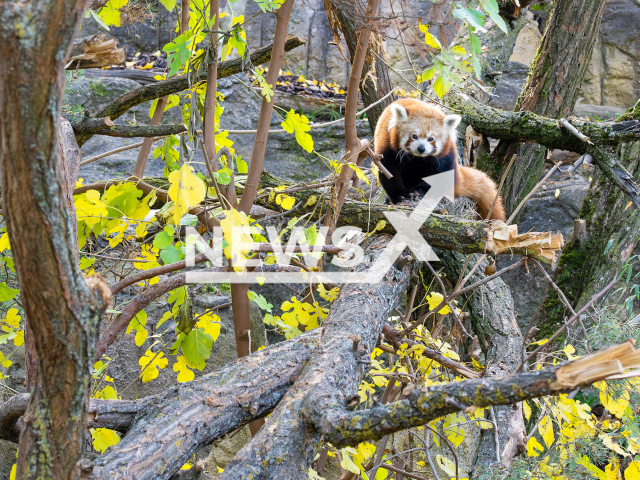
455,166,506,221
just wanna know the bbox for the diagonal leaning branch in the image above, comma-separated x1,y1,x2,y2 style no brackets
72,35,306,146
450,93,640,208
321,339,640,448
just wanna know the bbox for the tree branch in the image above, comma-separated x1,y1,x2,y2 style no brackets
451,94,640,208
72,122,187,138
73,35,306,145
220,235,418,479
85,330,320,480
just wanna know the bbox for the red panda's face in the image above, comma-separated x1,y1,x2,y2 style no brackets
388,103,461,158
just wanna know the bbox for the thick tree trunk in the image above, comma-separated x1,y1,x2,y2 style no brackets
0,1,110,478
435,252,526,471
483,0,607,216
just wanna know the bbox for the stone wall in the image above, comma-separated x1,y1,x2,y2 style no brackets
83,0,638,109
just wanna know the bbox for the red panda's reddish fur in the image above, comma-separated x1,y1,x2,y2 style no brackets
374,98,506,221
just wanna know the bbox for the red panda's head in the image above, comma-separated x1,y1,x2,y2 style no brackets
387,101,461,158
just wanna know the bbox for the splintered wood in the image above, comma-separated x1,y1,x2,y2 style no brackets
66,33,126,70
485,221,564,262
554,340,640,388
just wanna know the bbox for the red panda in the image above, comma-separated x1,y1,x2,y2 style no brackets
374,98,506,221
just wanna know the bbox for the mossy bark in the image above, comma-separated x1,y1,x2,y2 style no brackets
538,140,640,339
485,0,607,216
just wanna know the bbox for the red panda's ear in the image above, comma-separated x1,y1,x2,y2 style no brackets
388,103,408,130
443,114,462,134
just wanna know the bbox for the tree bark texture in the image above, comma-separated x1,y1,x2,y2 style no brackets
220,236,419,479
0,0,111,478
436,252,526,470
482,0,607,216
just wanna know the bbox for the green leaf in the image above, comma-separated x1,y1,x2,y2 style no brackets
163,33,194,76
182,329,213,370
178,214,199,226
420,65,438,83
433,74,452,99
480,0,509,34
0,283,19,302
281,110,314,153
160,244,183,264
153,230,174,250
452,8,486,32
213,169,231,186
247,291,273,312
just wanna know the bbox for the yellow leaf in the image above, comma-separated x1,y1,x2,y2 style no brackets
4,309,20,329
167,164,206,225
339,449,360,474
523,400,532,420
625,461,640,479
601,433,628,456
349,164,369,185
577,455,606,480
90,428,120,454
435,455,456,477
563,344,577,359
276,194,296,210
0,233,10,252
173,355,195,383
139,350,169,383
196,312,221,341
595,381,630,417
426,292,452,314
526,436,544,457
281,109,314,153
318,284,340,302
418,23,442,50
219,208,253,269
373,220,386,232
606,459,621,480
305,195,318,207
538,415,554,448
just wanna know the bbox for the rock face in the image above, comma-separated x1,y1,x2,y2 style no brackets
580,0,640,109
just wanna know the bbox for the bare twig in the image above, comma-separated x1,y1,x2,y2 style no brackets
486,154,516,220
516,279,616,372
506,161,563,224
559,118,593,145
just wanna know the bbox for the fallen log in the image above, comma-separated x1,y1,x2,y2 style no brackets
257,172,565,263
221,235,419,479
